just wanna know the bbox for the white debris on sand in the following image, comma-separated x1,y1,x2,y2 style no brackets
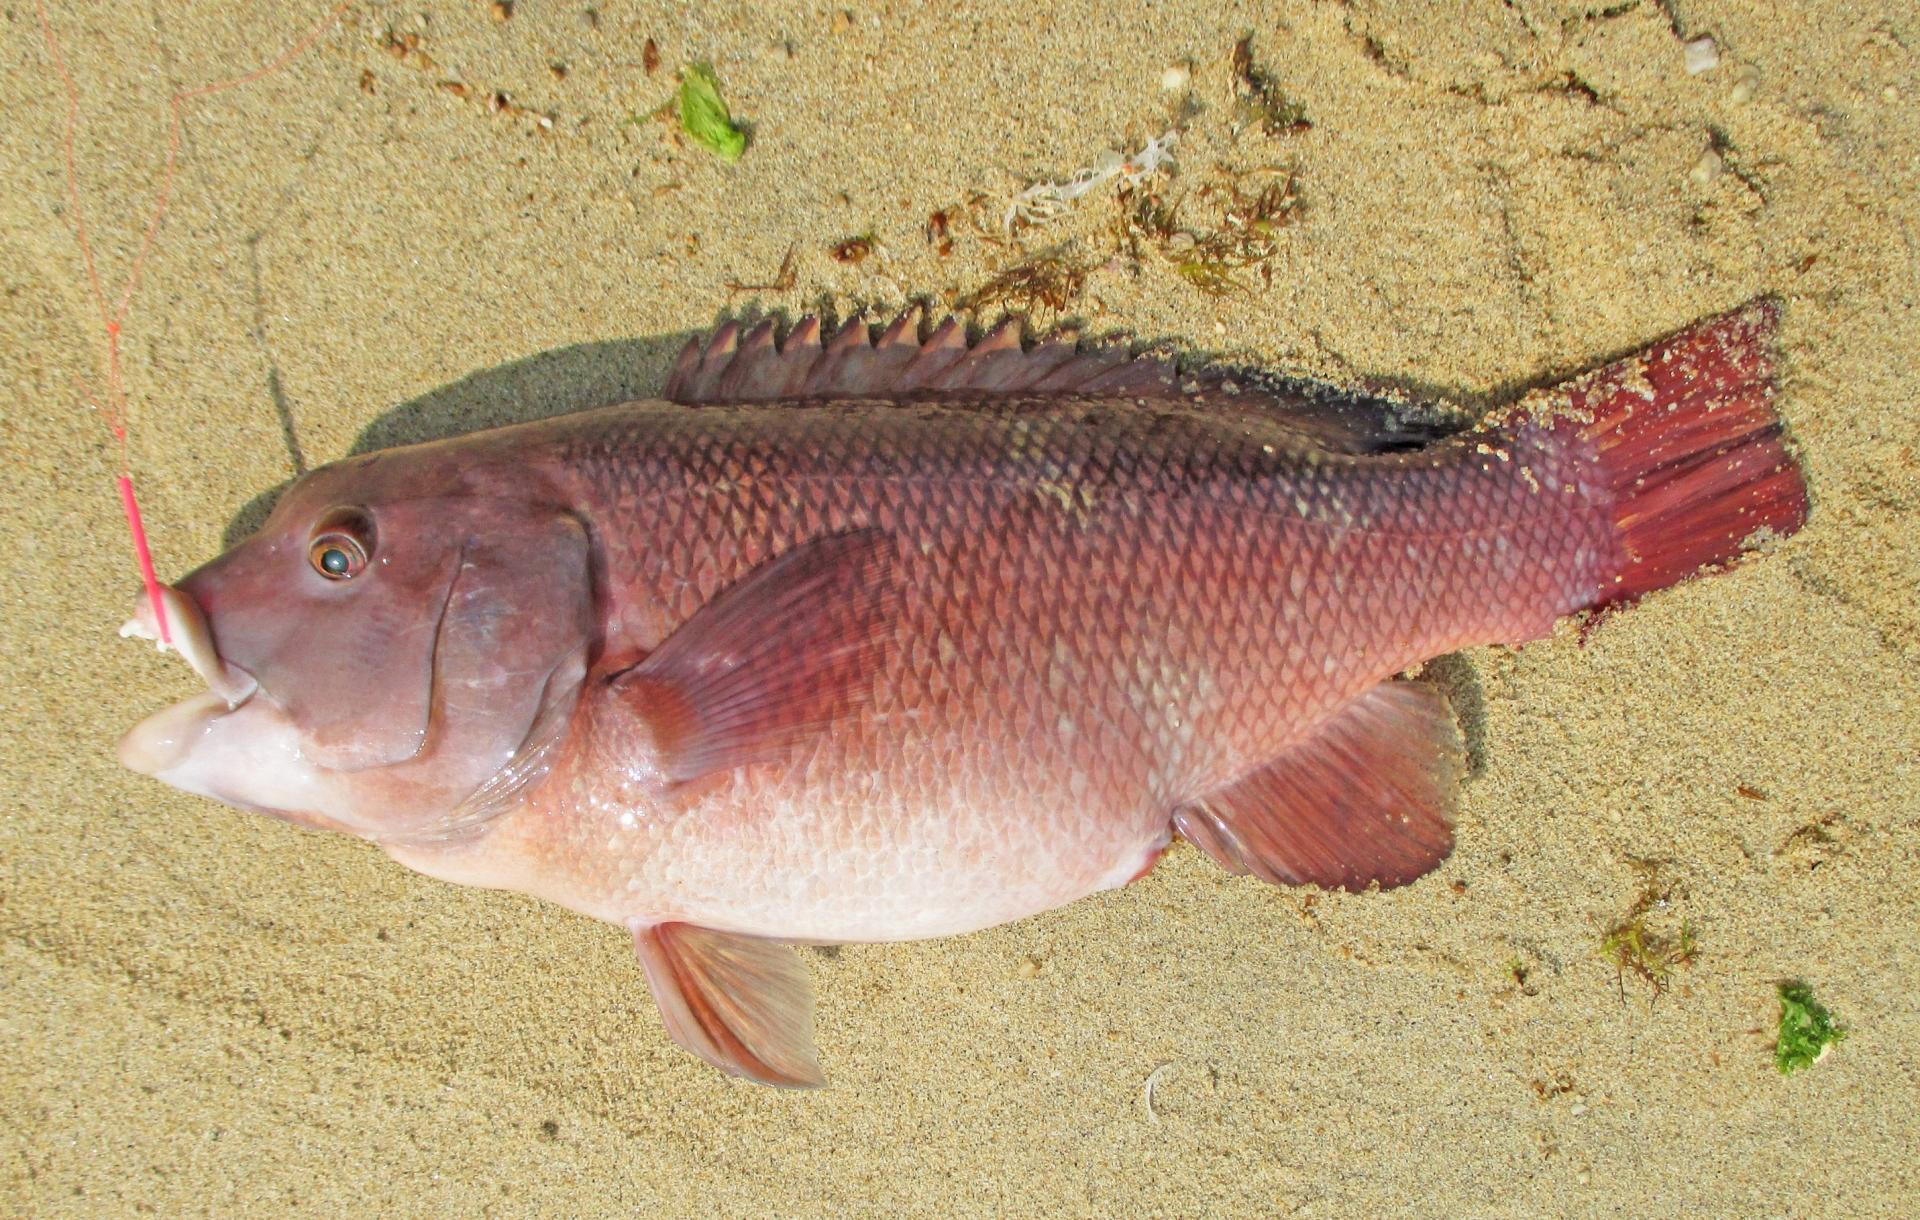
1684,36,1720,75
1141,1061,1174,1124
1689,146,1724,186
1003,130,1179,233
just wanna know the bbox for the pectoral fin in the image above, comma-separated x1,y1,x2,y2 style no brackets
634,923,825,1088
615,528,896,785
1174,681,1463,891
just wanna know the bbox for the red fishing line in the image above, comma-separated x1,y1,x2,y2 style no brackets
36,0,350,647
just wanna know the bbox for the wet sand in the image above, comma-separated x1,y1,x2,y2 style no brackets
2,1,1915,1214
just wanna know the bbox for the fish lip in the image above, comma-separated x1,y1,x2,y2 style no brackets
117,583,265,778
116,688,234,777
118,584,259,708
114,684,359,838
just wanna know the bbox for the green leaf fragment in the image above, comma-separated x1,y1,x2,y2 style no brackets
1775,982,1846,1075
678,62,747,163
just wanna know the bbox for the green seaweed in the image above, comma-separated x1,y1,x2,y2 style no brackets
956,249,1090,315
1600,918,1696,998
1775,982,1846,1075
1597,861,1697,1000
678,62,747,163
1119,172,1303,298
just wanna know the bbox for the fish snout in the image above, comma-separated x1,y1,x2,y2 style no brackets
118,583,258,707
117,584,358,827
117,581,266,786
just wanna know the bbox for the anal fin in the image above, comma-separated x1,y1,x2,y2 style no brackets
634,923,825,1088
1174,681,1463,891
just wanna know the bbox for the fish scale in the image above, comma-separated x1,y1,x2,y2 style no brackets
472,394,1604,943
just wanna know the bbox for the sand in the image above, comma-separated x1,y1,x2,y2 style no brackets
2,0,1915,1215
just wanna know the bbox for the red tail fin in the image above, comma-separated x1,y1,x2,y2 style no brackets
1543,299,1809,608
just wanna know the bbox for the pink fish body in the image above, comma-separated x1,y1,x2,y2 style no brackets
120,303,1807,1085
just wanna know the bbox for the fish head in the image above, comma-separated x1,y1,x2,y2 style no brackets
118,448,594,843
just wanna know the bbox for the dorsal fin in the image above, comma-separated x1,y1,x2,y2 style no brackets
663,313,1458,455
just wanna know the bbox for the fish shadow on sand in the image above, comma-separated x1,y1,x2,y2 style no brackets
1422,654,1490,778
222,332,696,548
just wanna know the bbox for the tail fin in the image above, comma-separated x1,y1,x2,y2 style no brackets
1529,299,1810,609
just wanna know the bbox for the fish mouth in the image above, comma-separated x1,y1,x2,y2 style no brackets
116,587,354,831
116,584,261,777
118,584,258,707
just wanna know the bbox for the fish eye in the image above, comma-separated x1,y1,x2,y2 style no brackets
308,509,374,581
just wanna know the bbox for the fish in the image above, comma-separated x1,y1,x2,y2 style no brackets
118,301,1809,1087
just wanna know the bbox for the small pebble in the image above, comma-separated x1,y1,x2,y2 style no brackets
1160,64,1191,92
490,1,512,22
1689,147,1723,186
1684,36,1719,75
1730,65,1761,104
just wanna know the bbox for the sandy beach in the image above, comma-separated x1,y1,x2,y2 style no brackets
2,1,1914,1214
